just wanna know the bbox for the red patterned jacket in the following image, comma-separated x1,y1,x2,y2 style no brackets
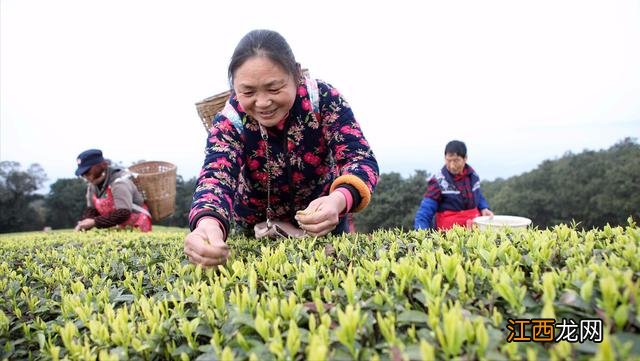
189,76,379,235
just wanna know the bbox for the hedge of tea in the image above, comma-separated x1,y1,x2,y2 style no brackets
1,222,639,360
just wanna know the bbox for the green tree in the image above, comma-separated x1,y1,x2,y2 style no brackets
354,170,429,233
0,161,47,233
482,138,640,228
45,178,87,229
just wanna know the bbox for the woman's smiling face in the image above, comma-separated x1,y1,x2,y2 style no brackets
233,56,297,127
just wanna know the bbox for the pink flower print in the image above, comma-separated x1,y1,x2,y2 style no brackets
301,98,311,111
288,140,296,153
219,120,233,132
359,139,369,147
292,171,304,184
257,140,267,156
317,141,326,154
237,102,245,113
297,86,307,97
330,88,339,97
340,125,362,137
211,158,232,169
280,184,290,193
303,152,321,167
202,193,220,203
315,165,329,176
250,197,265,207
334,144,348,159
201,177,220,186
245,214,259,224
248,158,260,171
361,165,378,187
252,171,268,183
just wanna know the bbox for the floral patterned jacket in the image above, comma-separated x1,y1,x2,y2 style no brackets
189,76,379,235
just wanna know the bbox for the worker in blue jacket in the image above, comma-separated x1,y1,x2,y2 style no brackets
414,140,494,230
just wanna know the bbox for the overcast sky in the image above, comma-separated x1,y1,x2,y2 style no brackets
2,0,639,193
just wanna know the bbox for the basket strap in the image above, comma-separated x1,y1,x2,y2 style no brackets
131,203,152,217
220,101,244,134
114,172,134,183
304,75,320,113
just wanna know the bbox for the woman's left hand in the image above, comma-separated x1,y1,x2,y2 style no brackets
75,218,95,231
295,192,346,236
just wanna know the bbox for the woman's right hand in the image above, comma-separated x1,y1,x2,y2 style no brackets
184,217,230,267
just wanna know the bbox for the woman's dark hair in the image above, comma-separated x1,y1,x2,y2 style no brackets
444,140,467,157
228,29,301,87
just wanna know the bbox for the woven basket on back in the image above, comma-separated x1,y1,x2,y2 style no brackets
195,89,231,132
128,161,177,222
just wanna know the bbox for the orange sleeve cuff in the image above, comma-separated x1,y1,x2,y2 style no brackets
330,174,371,212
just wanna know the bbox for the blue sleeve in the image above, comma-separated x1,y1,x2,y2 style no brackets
476,189,490,211
414,197,438,230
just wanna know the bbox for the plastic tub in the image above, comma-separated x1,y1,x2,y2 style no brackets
473,215,532,230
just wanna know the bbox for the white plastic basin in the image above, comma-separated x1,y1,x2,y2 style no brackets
473,215,532,230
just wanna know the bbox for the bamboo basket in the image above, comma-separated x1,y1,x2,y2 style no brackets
128,161,177,222
195,89,231,132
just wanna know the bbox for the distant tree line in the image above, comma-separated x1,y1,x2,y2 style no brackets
1,138,637,233
0,162,49,232
480,137,639,229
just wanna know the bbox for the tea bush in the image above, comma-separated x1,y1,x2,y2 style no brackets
1,222,639,360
